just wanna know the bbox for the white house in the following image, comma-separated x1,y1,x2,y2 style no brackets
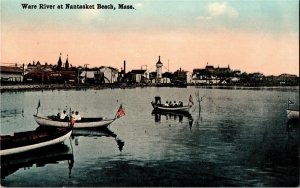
100,66,119,83
186,72,192,84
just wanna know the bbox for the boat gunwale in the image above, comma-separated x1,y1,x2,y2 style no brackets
0,128,72,155
34,115,115,123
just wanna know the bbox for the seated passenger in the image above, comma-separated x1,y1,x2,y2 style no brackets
173,101,178,107
164,101,169,107
169,101,173,107
71,111,75,118
74,111,82,121
60,110,67,120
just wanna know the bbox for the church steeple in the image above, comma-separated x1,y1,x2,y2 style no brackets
57,53,62,69
65,54,69,69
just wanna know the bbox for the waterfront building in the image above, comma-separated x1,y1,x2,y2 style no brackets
0,65,24,83
192,63,234,85
99,66,119,83
80,67,100,84
24,54,76,83
276,74,298,85
128,69,148,83
173,68,192,84
149,72,157,83
161,72,173,83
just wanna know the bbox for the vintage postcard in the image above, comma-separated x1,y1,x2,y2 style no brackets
1,0,299,187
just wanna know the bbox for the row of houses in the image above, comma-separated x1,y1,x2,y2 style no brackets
1,55,298,85
0,55,192,84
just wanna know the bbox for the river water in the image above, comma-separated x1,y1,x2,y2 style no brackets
1,86,299,187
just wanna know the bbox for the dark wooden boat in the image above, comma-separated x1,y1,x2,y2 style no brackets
0,126,72,156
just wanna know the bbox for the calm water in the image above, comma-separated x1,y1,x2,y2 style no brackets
1,86,299,187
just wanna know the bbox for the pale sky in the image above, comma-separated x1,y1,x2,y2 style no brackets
1,0,299,76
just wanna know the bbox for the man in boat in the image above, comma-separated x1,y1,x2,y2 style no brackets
169,101,173,107
74,111,81,121
164,101,169,107
60,110,67,120
71,111,75,119
173,101,178,107
179,101,183,107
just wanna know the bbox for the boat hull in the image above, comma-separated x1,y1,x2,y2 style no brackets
34,115,115,128
0,129,72,156
152,103,190,112
286,109,299,120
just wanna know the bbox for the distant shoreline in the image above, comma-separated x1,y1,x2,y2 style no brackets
0,83,299,93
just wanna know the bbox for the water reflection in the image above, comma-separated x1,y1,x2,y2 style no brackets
286,119,299,140
1,143,74,179
71,128,125,152
151,109,193,128
1,108,24,118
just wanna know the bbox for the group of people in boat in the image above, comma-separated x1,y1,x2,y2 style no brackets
162,101,183,108
58,110,81,121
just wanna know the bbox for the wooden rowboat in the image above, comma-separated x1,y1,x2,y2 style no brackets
34,115,115,129
151,96,192,112
286,109,299,120
151,103,190,112
33,104,125,129
286,99,299,120
0,126,72,156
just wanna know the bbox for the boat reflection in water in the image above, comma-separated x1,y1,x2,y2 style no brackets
71,127,125,152
1,143,74,179
286,119,299,137
151,109,193,128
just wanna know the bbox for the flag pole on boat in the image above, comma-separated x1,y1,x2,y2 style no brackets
188,94,194,107
288,99,294,110
36,99,41,115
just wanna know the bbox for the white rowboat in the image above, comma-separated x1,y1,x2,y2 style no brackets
151,103,190,112
286,109,299,120
34,115,115,128
151,96,192,112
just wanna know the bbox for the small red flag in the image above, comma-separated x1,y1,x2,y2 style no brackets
70,117,75,127
117,105,125,118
